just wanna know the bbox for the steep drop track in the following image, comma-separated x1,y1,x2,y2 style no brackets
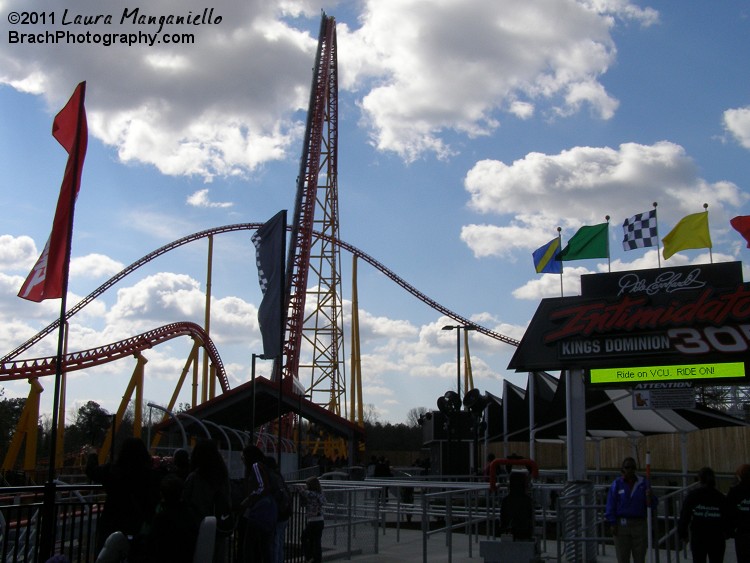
1,224,519,380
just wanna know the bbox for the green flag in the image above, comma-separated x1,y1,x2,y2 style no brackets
558,223,609,261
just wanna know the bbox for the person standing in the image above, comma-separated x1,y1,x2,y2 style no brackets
499,470,535,541
678,467,729,563
86,437,158,554
300,476,326,563
239,445,277,563
727,464,750,563
605,457,656,563
144,473,198,562
483,453,496,481
181,439,233,563
264,456,292,563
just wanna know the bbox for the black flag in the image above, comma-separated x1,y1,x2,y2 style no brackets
252,210,286,359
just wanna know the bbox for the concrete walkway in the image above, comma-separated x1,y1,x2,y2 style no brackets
336,527,741,563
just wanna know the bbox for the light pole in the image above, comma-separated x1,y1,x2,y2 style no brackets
441,324,475,396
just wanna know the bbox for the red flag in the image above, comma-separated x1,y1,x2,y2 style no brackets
19,82,88,302
731,216,750,248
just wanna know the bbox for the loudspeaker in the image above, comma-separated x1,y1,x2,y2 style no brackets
421,410,473,444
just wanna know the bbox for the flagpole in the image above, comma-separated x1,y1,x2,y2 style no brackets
557,227,563,297
251,353,257,442
41,80,86,560
605,215,611,273
276,210,287,467
704,203,713,264
654,202,661,269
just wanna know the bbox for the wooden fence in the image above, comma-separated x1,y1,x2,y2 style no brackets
499,425,750,474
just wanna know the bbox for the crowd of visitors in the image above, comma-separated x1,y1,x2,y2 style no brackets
81,440,750,563
84,437,308,563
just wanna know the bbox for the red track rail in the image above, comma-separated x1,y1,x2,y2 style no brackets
0,321,229,390
283,15,338,382
1,226,518,381
325,235,520,348
1,224,263,363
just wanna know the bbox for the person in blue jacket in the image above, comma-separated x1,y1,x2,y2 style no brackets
605,457,657,563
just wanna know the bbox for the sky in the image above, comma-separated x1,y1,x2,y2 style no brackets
1,0,750,427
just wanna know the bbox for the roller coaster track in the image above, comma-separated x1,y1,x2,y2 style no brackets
0,322,229,392
1,224,519,378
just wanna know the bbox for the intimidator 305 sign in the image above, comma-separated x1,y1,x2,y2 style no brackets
508,262,750,385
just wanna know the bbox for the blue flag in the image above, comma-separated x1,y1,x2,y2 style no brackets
532,237,562,274
251,210,286,359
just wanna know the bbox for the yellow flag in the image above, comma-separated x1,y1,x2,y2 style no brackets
662,211,712,260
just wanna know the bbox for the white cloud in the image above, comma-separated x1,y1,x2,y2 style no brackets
363,385,395,397
724,106,750,150
0,235,37,271
187,189,234,208
509,101,535,120
1,0,659,175
1,0,318,180
70,254,125,279
339,0,655,160
461,141,747,259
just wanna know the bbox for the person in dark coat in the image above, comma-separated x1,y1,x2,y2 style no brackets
170,448,190,482
86,437,158,553
144,473,198,562
727,464,750,563
678,466,730,563
181,439,232,563
499,470,534,541
239,445,277,563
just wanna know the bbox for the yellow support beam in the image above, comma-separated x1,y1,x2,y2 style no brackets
98,353,147,465
203,235,213,402
150,341,201,450
56,323,69,470
464,330,474,392
350,255,363,428
2,378,43,476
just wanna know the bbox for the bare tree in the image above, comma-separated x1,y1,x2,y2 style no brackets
406,407,428,427
363,403,380,425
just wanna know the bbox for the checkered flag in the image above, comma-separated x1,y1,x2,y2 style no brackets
252,235,270,294
622,209,658,251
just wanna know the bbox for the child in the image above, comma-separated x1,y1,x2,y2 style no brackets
300,477,326,563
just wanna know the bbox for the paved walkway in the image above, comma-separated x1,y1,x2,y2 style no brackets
335,528,741,562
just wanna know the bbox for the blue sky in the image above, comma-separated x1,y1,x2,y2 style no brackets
1,0,749,425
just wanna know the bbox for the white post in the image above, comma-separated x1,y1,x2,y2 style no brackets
565,369,586,481
646,450,654,563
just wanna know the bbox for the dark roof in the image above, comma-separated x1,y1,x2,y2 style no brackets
154,376,365,442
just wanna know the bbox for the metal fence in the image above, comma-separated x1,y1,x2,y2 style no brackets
1,473,707,563
0,483,104,563
553,479,707,563
0,480,384,563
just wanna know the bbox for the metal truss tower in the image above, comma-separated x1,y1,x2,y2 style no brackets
701,385,750,420
282,14,346,418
